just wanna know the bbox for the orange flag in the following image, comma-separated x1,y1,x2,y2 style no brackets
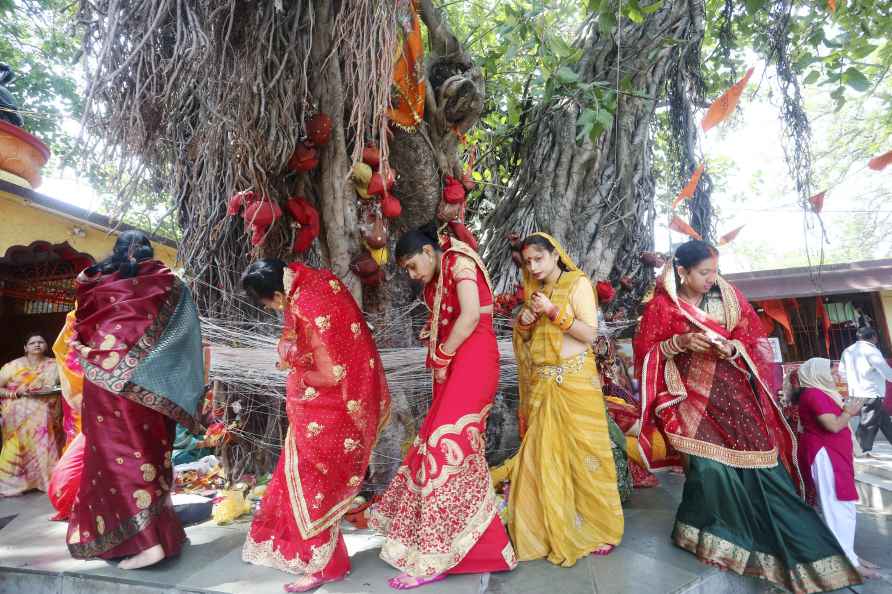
718,225,745,246
671,164,705,209
827,0,836,12
669,216,702,241
701,68,755,133
868,149,892,171
809,191,826,213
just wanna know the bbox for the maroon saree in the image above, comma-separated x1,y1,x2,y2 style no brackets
67,260,205,560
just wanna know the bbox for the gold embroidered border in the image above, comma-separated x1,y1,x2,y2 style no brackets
673,522,861,594
68,494,169,559
424,405,491,448
667,434,778,469
242,524,338,576
371,481,501,577
283,427,359,540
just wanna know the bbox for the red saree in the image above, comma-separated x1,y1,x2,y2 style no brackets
243,263,390,579
634,273,800,487
370,239,517,577
68,260,206,560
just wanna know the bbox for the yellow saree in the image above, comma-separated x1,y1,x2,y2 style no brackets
493,233,624,567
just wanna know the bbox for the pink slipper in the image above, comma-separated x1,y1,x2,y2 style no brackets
388,573,447,590
591,545,615,557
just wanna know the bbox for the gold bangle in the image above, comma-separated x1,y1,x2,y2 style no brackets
553,307,574,332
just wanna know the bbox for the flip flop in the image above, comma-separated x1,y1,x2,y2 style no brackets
591,545,615,557
388,573,447,590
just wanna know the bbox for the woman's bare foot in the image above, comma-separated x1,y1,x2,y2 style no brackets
284,574,344,592
591,544,615,556
858,565,881,579
118,544,165,569
859,557,880,570
388,573,446,590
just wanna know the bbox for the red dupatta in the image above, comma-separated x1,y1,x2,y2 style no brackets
421,237,493,369
633,265,802,492
278,263,391,539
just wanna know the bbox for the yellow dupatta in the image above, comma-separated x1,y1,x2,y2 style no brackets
513,233,590,429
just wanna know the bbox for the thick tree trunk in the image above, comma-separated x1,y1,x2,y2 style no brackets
483,3,705,317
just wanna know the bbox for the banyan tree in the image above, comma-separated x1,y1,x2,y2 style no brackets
76,0,826,479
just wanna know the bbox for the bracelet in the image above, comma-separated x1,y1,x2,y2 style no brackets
660,335,685,357
430,344,455,369
546,304,560,322
550,307,574,332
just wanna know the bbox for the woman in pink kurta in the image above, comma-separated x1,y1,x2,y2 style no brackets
795,358,878,579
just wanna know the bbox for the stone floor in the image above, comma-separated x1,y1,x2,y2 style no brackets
1,473,890,594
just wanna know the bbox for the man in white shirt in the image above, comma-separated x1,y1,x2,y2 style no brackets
839,327,892,456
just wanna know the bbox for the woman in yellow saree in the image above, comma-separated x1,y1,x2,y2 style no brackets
492,233,624,566
0,332,63,496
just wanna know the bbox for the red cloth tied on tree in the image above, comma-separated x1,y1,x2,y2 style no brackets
633,266,802,494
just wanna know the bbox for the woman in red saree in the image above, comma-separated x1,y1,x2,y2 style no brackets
67,231,207,570
240,259,391,593
370,224,516,590
634,240,861,593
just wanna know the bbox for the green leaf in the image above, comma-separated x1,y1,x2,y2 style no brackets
803,70,820,85
555,66,580,84
843,67,871,92
627,7,644,23
595,109,614,129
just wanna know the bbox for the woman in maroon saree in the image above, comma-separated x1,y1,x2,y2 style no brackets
634,240,861,593
67,231,206,570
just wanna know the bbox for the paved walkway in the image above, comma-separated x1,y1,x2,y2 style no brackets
1,473,890,593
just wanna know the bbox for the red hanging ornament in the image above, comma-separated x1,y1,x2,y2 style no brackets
285,196,320,253
367,173,386,196
808,191,826,213
362,146,381,169
443,176,466,204
381,193,402,219
288,143,319,172
227,191,282,246
306,113,332,146
596,281,615,304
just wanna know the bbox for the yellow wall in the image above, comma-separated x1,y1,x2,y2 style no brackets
879,290,892,348
0,190,178,268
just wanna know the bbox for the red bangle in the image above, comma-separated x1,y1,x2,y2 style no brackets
430,344,455,369
546,304,560,321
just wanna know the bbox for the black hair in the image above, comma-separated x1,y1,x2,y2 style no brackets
241,259,286,303
519,234,570,271
90,230,154,278
24,332,46,345
395,222,440,262
673,239,718,270
857,326,878,342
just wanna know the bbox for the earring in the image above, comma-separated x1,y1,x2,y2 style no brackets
680,276,686,286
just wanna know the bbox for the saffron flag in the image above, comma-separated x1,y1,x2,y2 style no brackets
809,191,826,213
701,67,755,133
718,225,744,246
828,0,836,12
671,164,705,209
868,149,892,171
669,216,702,241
